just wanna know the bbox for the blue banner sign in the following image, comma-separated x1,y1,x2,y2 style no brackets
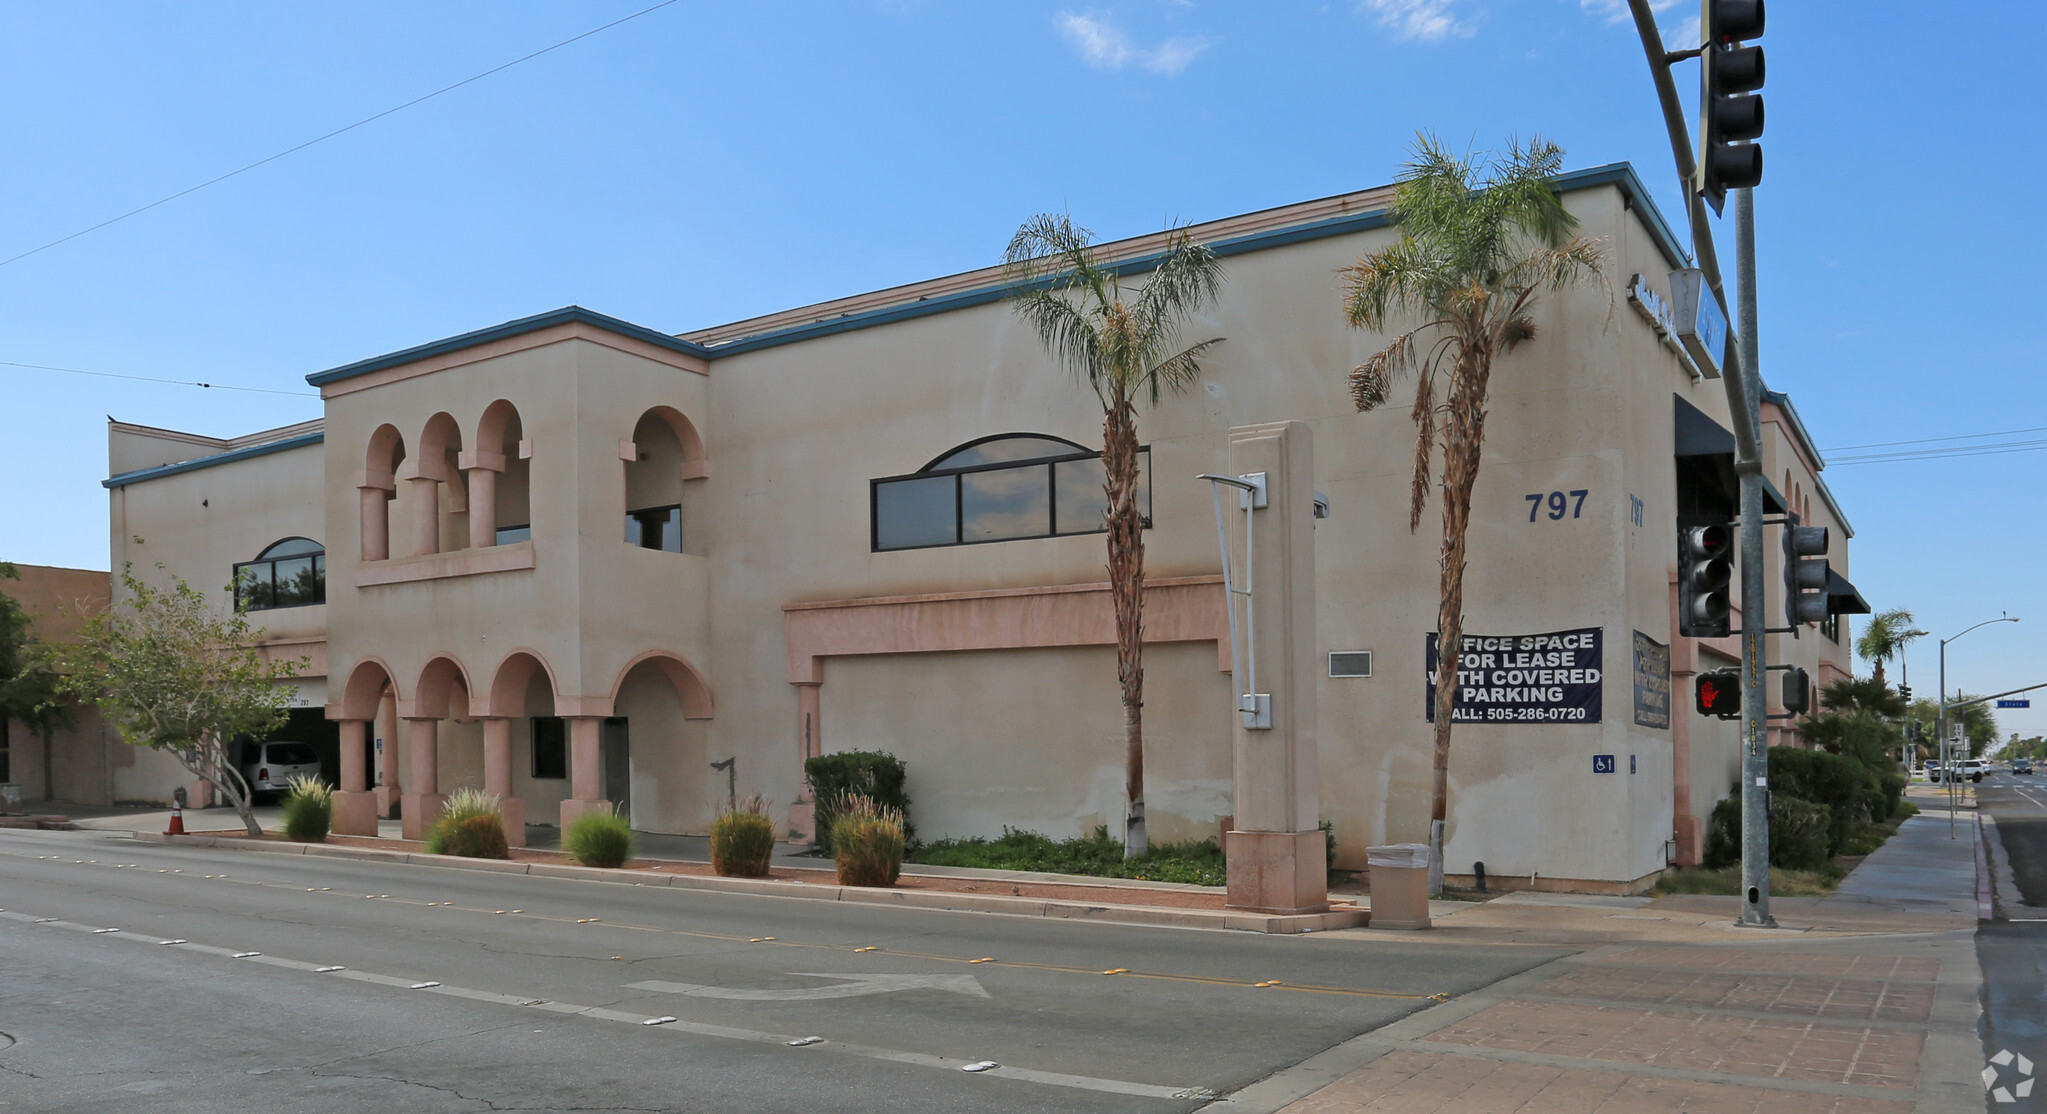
1996,698,2031,708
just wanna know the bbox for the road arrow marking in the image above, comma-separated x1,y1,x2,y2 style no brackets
627,972,991,1001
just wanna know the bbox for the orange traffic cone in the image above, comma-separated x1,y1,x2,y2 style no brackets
166,802,185,836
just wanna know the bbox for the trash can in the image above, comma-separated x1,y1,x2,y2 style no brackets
1366,843,1433,930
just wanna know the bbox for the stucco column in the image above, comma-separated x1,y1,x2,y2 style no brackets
399,717,445,841
787,683,822,844
375,690,400,817
480,716,525,847
358,485,394,562
465,465,499,550
333,720,378,836
558,716,611,828
409,476,441,557
1222,421,1329,915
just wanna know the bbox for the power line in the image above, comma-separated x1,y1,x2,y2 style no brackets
1829,441,2047,466
0,0,682,270
1,360,318,398
1822,424,2047,453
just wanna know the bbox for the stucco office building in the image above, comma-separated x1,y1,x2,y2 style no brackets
102,163,1860,890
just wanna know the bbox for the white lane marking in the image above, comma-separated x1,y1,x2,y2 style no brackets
2,905,1198,1101
626,972,990,1001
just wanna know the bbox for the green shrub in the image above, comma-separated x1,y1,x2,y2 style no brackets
832,794,904,887
280,775,332,843
425,788,509,859
805,751,911,854
914,826,1228,886
711,794,776,878
1768,748,1863,854
564,806,635,868
1703,797,1742,869
1769,796,1833,870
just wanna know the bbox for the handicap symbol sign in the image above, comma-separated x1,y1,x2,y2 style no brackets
1592,754,1617,774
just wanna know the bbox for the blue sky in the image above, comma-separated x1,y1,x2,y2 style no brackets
2,2,2041,732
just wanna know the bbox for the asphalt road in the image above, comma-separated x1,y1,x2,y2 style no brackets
0,828,1561,1113
1975,770,2047,1106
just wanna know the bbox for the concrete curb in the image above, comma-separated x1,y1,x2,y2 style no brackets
125,831,1369,934
1974,812,1993,921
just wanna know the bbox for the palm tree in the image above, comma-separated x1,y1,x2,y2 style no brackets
1855,607,1925,688
1342,136,1607,891
1005,214,1226,858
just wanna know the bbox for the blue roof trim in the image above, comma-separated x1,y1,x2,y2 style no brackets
701,161,1688,357
306,306,713,388
104,432,325,489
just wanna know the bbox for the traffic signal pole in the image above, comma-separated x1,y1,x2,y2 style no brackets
1733,187,1774,927
1627,0,1776,927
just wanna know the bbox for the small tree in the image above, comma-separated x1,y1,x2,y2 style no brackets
1005,214,1226,858
1341,136,1606,890
0,563,76,800
43,566,301,837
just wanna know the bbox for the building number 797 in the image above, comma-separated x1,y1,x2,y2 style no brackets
1526,490,1590,522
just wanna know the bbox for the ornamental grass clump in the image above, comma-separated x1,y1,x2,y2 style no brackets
710,794,776,878
425,787,510,860
832,794,904,888
279,775,332,843
563,805,635,869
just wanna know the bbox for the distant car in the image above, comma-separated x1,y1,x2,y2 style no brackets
2015,758,2034,776
237,741,323,800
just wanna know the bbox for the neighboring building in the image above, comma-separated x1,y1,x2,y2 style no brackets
0,563,126,804
100,162,1863,889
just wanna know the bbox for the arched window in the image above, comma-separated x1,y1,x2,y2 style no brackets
871,433,1151,552
623,407,705,555
234,538,327,611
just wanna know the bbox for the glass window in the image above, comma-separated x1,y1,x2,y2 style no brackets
626,505,681,553
531,717,567,779
874,475,958,550
872,435,1150,552
233,539,325,611
495,524,531,545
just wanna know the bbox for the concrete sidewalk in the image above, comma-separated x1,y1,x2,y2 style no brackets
1247,799,1986,1113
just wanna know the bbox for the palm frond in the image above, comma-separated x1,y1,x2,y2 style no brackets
1408,370,1437,532
1010,289,1106,400
1341,239,1440,332
1143,337,1225,404
1346,323,1438,412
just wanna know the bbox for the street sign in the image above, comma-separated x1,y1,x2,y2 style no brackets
1592,754,1617,774
1998,699,2031,708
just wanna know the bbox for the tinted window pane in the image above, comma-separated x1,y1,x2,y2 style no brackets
272,557,315,606
257,537,324,560
265,742,318,765
531,717,567,779
625,506,682,552
496,525,531,545
875,476,957,549
962,464,1051,541
930,436,1079,470
1053,457,1108,534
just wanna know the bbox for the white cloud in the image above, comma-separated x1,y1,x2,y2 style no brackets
1055,11,1215,76
1361,0,1475,43
1578,0,1679,25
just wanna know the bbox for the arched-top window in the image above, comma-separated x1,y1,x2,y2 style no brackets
871,433,1151,552
234,538,327,611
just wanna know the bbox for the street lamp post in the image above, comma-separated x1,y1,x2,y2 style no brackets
1938,615,2018,837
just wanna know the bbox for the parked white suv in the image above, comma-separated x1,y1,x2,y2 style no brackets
237,741,323,800
1961,758,1992,783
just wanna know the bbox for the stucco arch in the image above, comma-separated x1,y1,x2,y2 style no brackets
410,655,474,720
334,657,402,721
633,405,704,467
418,411,464,471
365,424,406,480
609,651,713,720
476,399,521,455
480,649,557,720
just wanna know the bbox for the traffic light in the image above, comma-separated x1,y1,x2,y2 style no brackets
1698,0,1766,212
1898,683,1912,702
1678,515,1735,638
1780,511,1830,629
1782,666,1811,715
1697,668,1741,718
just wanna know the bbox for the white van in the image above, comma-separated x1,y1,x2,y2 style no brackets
237,741,323,799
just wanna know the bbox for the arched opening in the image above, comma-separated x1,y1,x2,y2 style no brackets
478,649,556,846
396,654,477,840
361,426,406,561
406,413,464,556
603,651,716,832
332,658,400,834
623,407,705,556
471,400,530,547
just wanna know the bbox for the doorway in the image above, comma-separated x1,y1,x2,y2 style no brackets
600,717,630,817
